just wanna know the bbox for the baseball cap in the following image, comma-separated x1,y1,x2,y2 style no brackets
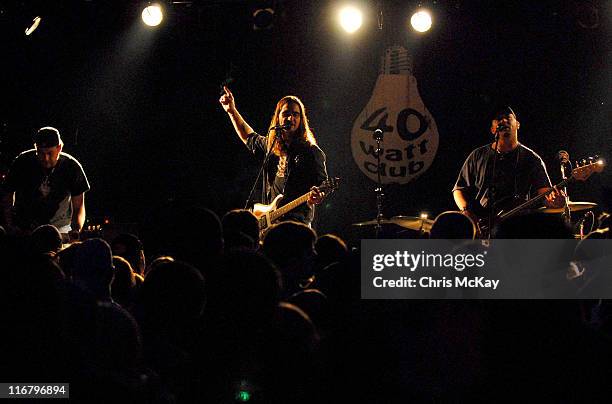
34,126,62,148
491,105,518,121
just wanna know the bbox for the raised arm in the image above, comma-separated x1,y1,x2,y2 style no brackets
219,86,255,144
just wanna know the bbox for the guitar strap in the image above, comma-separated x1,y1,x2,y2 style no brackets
488,144,522,213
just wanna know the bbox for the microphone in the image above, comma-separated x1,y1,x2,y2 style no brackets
496,124,507,132
373,128,384,141
271,122,292,131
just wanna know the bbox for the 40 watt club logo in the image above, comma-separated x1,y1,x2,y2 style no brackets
352,102,439,184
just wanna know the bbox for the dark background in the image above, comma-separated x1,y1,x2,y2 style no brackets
1,0,609,237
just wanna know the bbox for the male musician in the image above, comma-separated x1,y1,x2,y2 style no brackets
452,106,565,224
1,127,90,234
219,87,328,226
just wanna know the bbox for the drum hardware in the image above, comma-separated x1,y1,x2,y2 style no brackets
353,215,434,233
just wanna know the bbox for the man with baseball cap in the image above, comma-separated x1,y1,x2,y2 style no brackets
452,105,565,234
1,126,90,234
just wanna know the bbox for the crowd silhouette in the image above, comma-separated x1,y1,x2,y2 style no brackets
1,207,610,402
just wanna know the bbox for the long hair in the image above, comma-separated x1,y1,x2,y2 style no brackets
267,96,317,156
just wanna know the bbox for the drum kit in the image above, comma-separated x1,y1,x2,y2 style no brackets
352,200,601,239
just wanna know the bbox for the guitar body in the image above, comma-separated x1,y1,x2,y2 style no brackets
470,159,604,238
253,194,284,231
471,195,523,238
253,177,340,235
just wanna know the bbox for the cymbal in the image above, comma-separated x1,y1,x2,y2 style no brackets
538,201,597,214
352,216,434,232
352,218,394,227
390,216,434,232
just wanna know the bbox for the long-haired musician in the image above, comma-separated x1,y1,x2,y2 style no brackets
220,87,328,226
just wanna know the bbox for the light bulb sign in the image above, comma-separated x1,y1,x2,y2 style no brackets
351,46,439,184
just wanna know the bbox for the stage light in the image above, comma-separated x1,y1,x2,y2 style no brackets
25,16,41,36
253,7,275,30
142,3,164,27
410,9,432,33
339,6,363,33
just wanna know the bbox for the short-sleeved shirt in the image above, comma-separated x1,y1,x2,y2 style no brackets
4,150,90,231
452,143,551,213
246,133,328,225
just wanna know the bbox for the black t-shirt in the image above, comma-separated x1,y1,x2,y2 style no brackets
246,133,328,225
452,143,551,213
4,150,90,230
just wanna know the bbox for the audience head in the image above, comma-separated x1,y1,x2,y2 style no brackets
94,302,143,371
209,250,282,324
222,209,259,250
262,221,317,295
139,260,206,328
111,233,145,276
30,224,63,255
72,238,115,300
287,289,329,332
262,221,316,267
315,234,348,270
430,211,477,239
144,255,174,277
56,241,81,279
111,256,139,309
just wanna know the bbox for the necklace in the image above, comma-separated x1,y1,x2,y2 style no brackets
39,167,55,197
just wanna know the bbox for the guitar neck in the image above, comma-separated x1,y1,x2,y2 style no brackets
499,177,571,220
270,192,310,222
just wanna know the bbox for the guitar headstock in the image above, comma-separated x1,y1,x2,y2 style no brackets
572,157,605,181
319,177,340,194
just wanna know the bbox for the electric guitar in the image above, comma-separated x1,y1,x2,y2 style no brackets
60,224,104,245
476,158,605,237
254,177,340,233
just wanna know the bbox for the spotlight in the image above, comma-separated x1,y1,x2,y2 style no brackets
410,9,432,33
339,6,363,34
253,8,275,30
25,16,42,36
142,3,164,27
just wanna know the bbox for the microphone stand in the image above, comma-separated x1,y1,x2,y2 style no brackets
373,129,385,238
488,130,501,240
559,156,572,226
244,129,278,210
